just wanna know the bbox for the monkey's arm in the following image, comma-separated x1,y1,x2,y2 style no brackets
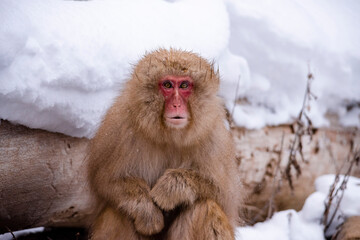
91,170,164,235
150,168,219,211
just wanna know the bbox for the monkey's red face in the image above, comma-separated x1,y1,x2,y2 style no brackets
159,75,193,129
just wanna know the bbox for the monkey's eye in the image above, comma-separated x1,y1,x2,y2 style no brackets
179,81,189,89
163,81,173,89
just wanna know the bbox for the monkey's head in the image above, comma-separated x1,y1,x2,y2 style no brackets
124,48,223,147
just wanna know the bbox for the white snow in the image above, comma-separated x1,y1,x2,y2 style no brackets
226,0,360,129
0,0,230,137
235,174,360,240
0,0,359,138
0,227,44,240
236,209,325,240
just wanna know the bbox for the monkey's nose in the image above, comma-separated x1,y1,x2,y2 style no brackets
173,102,181,108
172,96,182,108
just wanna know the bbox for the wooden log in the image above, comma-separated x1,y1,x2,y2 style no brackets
0,120,359,232
0,120,95,233
334,216,360,240
233,125,360,222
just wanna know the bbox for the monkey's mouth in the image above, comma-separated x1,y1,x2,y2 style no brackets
166,116,188,128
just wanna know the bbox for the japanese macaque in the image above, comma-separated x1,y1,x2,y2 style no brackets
88,49,242,240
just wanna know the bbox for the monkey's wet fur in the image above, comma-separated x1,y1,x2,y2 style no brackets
88,49,243,240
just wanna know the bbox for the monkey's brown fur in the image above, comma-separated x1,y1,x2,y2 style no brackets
88,49,242,240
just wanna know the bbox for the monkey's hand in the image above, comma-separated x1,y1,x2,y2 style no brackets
108,178,164,236
132,199,164,236
150,169,218,211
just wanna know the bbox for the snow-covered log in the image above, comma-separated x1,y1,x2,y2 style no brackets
0,120,359,232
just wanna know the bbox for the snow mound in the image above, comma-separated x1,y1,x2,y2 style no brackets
0,0,359,138
235,174,360,240
0,0,229,137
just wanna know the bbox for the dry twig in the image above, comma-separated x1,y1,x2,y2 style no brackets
230,75,241,128
267,132,285,219
248,132,285,223
322,148,360,236
249,68,316,223
285,69,316,190
5,226,17,240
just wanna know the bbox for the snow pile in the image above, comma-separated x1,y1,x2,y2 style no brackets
226,0,360,129
0,0,230,137
235,174,360,240
0,0,359,138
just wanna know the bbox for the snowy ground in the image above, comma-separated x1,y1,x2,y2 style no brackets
0,0,359,138
236,175,360,240
1,175,359,240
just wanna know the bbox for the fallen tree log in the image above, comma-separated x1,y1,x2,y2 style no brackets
334,216,360,240
0,120,359,232
0,120,94,233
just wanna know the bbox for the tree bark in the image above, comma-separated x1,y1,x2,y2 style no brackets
334,216,360,240
0,120,95,233
0,120,359,232
234,125,360,222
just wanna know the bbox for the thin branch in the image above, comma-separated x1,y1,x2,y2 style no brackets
285,69,315,190
267,132,285,219
230,75,241,127
5,226,17,240
323,149,360,235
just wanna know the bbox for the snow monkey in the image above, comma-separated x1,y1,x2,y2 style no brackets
88,49,242,240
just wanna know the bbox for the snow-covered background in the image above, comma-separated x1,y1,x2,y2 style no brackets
0,0,359,138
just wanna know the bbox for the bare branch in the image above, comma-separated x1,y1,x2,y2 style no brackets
322,149,360,236
5,226,17,240
284,68,316,190
230,75,241,127
267,132,285,219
